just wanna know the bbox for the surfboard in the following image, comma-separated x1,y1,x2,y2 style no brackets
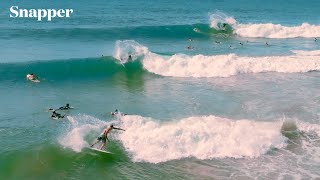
89,147,113,154
29,79,40,83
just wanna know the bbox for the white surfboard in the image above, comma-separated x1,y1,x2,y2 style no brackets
29,79,40,83
89,147,113,154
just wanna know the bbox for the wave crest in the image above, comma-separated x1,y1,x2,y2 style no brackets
118,115,286,163
234,23,320,38
142,52,320,78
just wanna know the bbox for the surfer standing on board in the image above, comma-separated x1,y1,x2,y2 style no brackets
90,124,125,150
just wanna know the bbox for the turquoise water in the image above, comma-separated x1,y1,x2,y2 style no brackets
1,0,320,179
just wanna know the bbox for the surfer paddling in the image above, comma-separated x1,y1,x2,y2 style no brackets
91,124,125,150
58,103,72,110
26,73,40,82
51,110,65,119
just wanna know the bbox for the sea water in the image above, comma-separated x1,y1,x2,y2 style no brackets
1,0,320,179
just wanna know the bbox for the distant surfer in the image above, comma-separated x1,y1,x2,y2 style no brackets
90,124,125,150
315,38,318,42
26,73,39,82
215,41,221,44
188,38,193,41
59,103,72,110
110,109,127,116
128,55,132,61
265,42,269,46
187,45,193,50
110,109,119,116
239,42,244,45
193,28,200,32
51,110,65,119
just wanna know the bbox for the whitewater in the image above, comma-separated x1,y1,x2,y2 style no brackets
2,1,320,179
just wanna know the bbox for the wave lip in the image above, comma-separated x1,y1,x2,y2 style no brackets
118,115,286,163
234,23,320,38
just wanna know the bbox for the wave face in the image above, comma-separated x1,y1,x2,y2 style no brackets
117,115,286,163
0,57,144,82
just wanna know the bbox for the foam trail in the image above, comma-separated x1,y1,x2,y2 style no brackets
234,23,320,38
142,52,320,78
118,115,286,163
113,40,149,63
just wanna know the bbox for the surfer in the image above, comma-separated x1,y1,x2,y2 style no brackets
265,42,269,46
315,38,318,42
90,124,125,150
110,109,119,116
110,109,127,116
128,55,132,61
187,45,193,50
26,73,37,81
59,103,71,110
239,42,244,45
51,110,65,119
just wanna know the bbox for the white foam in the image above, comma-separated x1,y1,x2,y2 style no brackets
113,40,149,63
58,114,108,152
291,50,320,56
209,11,237,29
142,53,320,78
117,115,286,163
296,121,320,137
234,23,320,38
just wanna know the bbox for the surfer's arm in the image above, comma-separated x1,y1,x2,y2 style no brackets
113,127,125,131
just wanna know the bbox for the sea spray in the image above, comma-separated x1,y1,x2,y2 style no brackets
113,40,149,63
59,114,117,152
209,11,236,30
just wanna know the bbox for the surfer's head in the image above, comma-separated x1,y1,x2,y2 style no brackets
66,103,69,107
110,124,114,128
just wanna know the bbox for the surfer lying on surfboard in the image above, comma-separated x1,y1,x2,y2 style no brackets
51,110,65,119
90,124,125,150
58,103,72,110
26,73,40,82
49,103,73,112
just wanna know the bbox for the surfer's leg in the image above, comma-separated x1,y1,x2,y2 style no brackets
91,138,100,147
99,142,105,150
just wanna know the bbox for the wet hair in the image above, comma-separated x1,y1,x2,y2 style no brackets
110,124,114,128
66,103,69,106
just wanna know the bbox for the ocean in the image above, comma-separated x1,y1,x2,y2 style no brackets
1,0,320,179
